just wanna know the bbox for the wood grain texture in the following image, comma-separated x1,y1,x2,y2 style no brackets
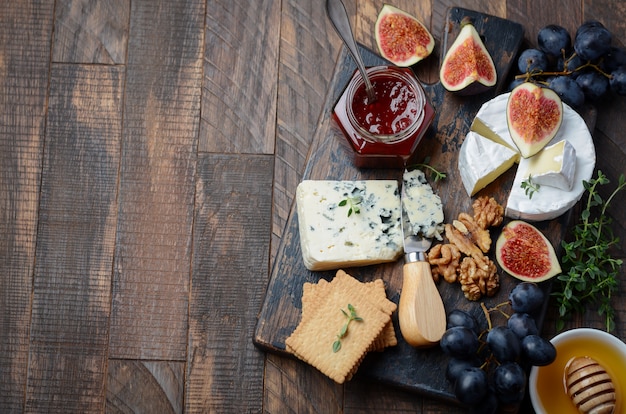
109,0,205,360
186,154,273,413
263,354,344,414
271,0,342,259
106,360,184,413
27,63,123,413
199,0,280,154
0,1,54,412
52,0,130,64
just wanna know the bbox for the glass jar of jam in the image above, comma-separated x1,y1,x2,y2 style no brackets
333,65,435,168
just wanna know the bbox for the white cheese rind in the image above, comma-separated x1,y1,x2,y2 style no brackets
471,94,519,153
522,139,577,190
296,180,403,271
459,131,519,196
402,169,444,241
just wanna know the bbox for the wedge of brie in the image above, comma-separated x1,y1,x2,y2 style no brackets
459,131,519,196
522,140,577,191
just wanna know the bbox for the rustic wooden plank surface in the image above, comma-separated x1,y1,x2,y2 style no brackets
186,154,273,413
28,63,123,412
0,1,625,413
52,0,130,64
199,0,280,154
0,2,54,412
109,0,204,361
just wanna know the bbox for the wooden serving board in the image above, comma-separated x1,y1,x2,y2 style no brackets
254,7,589,404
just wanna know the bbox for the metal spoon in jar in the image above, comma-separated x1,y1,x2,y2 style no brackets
326,0,376,102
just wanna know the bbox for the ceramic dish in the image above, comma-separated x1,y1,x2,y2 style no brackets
529,328,626,413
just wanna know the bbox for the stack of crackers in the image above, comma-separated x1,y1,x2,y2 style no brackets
285,270,397,384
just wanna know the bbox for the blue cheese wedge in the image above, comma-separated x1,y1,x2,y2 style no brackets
459,131,520,196
402,169,444,241
522,139,577,190
296,180,403,271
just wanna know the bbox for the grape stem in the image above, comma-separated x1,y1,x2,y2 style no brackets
514,51,613,82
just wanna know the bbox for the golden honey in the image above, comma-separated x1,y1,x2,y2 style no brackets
533,334,625,413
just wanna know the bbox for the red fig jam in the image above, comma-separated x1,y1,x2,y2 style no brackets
333,66,434,168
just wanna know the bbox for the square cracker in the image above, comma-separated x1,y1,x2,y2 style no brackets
286,270,396,383
301,275,397,351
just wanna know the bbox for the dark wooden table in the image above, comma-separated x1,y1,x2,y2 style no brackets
1,1,624,413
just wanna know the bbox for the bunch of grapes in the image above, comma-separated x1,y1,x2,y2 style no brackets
511,21,626,108
441,282,556,413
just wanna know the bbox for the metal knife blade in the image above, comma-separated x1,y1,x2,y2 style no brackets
398,184,446,348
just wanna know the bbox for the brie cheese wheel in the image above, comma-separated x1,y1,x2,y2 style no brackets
459,131,520,196
470,94,595,221
522,139,577,190
402,169,444,240
296,180,403,271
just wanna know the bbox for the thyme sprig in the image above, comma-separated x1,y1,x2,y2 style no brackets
338,195,362,217
521,175,541,199
332,304,363,353
553,171,626,332
408,157,447,182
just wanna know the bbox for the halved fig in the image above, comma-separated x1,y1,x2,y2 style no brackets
439,21,497,95
496,220,561,282
375,4,434,67
506,82,563,158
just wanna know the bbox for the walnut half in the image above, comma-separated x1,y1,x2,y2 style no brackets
473,196,504,229
459,256,499,301
427,243,461,283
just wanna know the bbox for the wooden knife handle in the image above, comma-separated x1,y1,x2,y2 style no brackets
398,261,447,347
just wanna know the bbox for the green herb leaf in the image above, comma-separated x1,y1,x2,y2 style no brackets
332,304,364,352
552,171,626,332
340,195,362,217
521,175,540,199
407,159,447,182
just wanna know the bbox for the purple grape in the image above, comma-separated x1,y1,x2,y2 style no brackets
610,66,626,95
493,362,526,404
446,356,481,382
602,47,626,72
576,71,610,100
518,48,549,73
549,75,585,107
441,326,479,359
521,335,557,366
538,25,571,57
557,53,586,77
447,309,480,335
486,326,521,363
574,21,612,61
508,282,545,313
454,367,488,406
507,312,539,338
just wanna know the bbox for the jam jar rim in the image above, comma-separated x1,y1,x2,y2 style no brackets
346,65,426,144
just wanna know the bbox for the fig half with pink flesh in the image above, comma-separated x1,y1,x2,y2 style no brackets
439,21,497,95
496,220,561,282
506,82,563,158
375,4,434,67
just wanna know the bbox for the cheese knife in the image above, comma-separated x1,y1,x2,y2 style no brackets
398,188,447,348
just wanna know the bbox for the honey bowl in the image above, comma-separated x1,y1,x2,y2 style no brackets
529,328,626,414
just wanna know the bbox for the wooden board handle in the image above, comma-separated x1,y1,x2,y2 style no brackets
398,261,446,347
